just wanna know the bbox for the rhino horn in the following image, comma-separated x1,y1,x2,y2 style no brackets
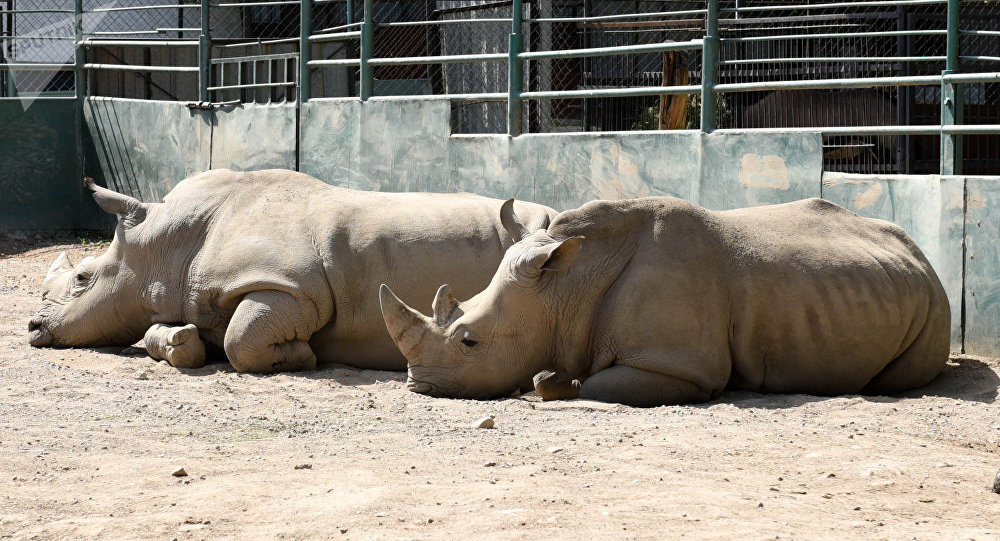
380,284,433,358
85,177,149,228
431,284,459,327
44,252,73,282
500,198,530,242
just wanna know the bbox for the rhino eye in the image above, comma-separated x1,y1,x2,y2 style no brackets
460,337,478,348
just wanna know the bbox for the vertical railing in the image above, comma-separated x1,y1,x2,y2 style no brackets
700,0,719,133
940,0,962,175
199,0,211,102
359,0,374,100
507,0,524,136
299,0,312,102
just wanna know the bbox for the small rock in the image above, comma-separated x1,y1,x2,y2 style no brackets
294,464,312,470
375,512,388,517
992,471,1000,494
547,446,564,454
339,529,348,534
133,370,148,380
171,467,188,477
484,462,497,467
472,417,494,429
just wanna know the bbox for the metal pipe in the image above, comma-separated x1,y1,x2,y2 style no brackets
309,30,361,42
518,39,703,60
507,0,524,136
940,0,962,175
215,52,299,64
300,0,312,102
377,18,510,27
359,0,374,100
1,9,74,13
199,0,211,102
715,74,943,92
307,59,362,67
218,37,299,48
316,22,363,33
527,9,708,24
84,63,200,72
721,30,945,43
522,85,700,100
214,0,300,6
943,72,1000,83
88,4,200,12
6,36,76,41
368,53,506,66
0,63,75,70
718,56,946,65
719,0,947,13
80,40,200,47
701,0,720,132
207,81,295,91
960,56,1000,63
0,96,77,101
960,30,1000,37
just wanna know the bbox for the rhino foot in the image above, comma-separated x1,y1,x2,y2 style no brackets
144,323,207,369
532,370,581,401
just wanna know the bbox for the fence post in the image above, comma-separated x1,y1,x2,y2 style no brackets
199,0,211,102
940,0,962,175
507,0,524,136
700,0,719,133
74,0,84,103
299,0,312,102
359,0,374,100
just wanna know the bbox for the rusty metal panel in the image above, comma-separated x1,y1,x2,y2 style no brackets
823,172,965,353
965,177,1000,357
0,101,80,230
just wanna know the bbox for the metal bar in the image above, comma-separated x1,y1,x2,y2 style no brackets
960,30,1000,37
940,0,962,175
519,39,702,61
317,22,363,33
214,0,300,6
199,0,211,102
507,0,524,136
961,56,1000,63
0,63,75,70
359,0,374,100
722,30,946,43
528,9,707,24
715,125,1000,135
300,0,312,102
701,0,720,132
218,37,299,47
5,36,75,41
88,4,199,12
0,96,77,101
216,52,300,63
207,81,295,90
368,53,507,66
720,0,947,13
84,63,200,72
522,85,700,100
88,30,166,35
309,30,361,42
715,74,943,92
0,9,73,13
377,18,510,27
80,40,199,47
307,58,362,67
942,125,1000,135
718,56,946,65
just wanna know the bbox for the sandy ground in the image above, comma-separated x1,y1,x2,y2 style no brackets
2,233,1000,540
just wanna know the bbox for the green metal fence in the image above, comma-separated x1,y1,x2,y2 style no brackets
1,0,997,174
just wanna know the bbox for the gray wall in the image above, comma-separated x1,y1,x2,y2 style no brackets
4,96,998,357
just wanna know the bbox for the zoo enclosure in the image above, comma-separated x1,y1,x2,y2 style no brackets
1,0,998,174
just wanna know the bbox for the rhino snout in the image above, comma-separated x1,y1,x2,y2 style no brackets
28,317,52,347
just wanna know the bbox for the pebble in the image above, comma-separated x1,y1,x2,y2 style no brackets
133,370,148,380
294,463,312,470
547,447,564,454
993,471,1000,494
472,417,495,429
171,467,188,477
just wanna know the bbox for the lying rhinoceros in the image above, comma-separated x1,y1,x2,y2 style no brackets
28,169,555,373
380,197,951,406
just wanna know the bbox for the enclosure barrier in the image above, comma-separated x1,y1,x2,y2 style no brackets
1,0,997,173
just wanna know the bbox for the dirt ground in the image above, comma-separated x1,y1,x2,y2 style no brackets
2,233,1000,541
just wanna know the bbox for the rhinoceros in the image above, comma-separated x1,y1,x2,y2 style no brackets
380,197,951,407
28,169,555,373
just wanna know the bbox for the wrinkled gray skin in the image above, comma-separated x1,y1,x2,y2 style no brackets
381,197,951,407
29,169,555,373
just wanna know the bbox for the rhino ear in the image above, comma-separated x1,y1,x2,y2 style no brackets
85,177,149,229
431,284,460,327
45,252,73,282
519,236,585,278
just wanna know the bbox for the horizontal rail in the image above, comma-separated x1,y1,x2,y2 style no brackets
718,56,946,65
377,19,510,27
213,52,299,64
522,85,700,100
4,36,75,41
721,29,946,43
520,39,703,61
217,37,299,48
961,56,1000,63
84,63,200,73
207,81,295,91
309,31,361,43
0,96,76,101
80,39,199,47
528,9,707,24
715,74,943,92
315,22,364,33
942,125,1000,135
0,63,75,71
943,72,1000,83
307,58,362,67
0,9,73,13
715,125,1000,136
959,30,1000,37
214,0,299,6
368,53,507,66
720,0,947,13
87,4,199,12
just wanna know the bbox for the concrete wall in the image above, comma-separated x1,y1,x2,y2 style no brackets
5,96,999,357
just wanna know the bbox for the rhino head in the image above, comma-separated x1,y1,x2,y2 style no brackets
379,199,584,399
28,180,154,348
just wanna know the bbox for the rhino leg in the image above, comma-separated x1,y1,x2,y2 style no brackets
532,370,582,401
144,323,206,369
224,290,318,374
579,365,712,407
